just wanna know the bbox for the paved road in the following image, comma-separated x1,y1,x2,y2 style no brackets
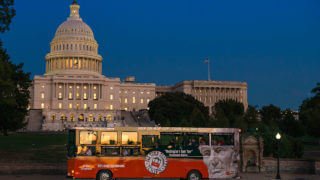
1,173,320,180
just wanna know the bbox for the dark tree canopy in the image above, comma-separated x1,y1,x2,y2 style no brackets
299,82,320,137
311,82,320,96
212,99,245,128
0,0,31,135
0,0,15,33
244,105,259,129
148,92,209,127
260,104,282,128
279,109,305,137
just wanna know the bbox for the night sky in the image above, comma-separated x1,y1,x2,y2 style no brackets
2,0,320,110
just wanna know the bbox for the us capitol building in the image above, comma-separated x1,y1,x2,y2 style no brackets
27,1,247,131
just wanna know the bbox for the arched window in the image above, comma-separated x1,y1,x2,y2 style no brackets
98,114,102,121
89,114,94,121
61,114,66,121
51,114,56,121
70,114,75,122
107,114,112,121
79,114,84,121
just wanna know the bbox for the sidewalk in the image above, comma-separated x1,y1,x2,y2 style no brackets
239,172,320,180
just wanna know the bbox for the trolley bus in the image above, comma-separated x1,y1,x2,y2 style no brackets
67,127,240,179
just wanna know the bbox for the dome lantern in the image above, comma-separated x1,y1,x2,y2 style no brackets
69,0,81,21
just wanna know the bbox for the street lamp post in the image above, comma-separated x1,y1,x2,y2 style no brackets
275,132,281,179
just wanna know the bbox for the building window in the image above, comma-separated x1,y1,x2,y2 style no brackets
69,93,73,99
132,97,136,104
58,103,62,109
58,92,62,99
147,99,150,103
107,114,112,121
140,99,144,104
76,92,80,99
93,93,97,100
59,85,62,89
125,91,127,94
110,86,113,90
147,91,150,94
110,104,113,110
124,98,128,104
94,104,97,109
124,107,128,111
133,91,135,94
84,86,87,90
69,85,72,89
89,114,94,121
69,103,73,109
94,86,97,90
83,93,87,100
76,103,80,109
84,104,87,109
41,103,44,109
41,93,44,99
76,86,79,89
141,91,144,94
110,94,113,100
70,114,75,121
41,85,45,88
51,114,56,121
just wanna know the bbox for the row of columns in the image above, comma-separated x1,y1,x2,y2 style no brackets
46,57,101,73
51,43,97,54
52,82,103,102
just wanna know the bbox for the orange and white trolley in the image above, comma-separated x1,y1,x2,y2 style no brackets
67,127,240,179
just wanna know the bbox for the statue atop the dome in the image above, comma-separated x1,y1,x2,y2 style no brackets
72,0,78,5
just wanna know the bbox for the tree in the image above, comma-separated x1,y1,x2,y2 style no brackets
311,82,320,97
244,105,259,130
212,99,245,128
279,109,305,137
299,82,320,137
260,104,282,128
0,0,31,135
148,92,209,127
0,0,15,33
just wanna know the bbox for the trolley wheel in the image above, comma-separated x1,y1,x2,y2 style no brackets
96,169,113,180
187,170,202,180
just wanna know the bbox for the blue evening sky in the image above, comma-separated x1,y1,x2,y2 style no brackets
2,0,320,110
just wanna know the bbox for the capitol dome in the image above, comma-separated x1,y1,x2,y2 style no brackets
45,0,102,76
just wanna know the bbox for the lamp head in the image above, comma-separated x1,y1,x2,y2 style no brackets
276,132,281,140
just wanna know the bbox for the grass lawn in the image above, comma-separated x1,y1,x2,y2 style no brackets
0,133,68,163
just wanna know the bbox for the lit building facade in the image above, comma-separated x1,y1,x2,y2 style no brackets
29,1,155,131
156,81,248,114
28,1,247,131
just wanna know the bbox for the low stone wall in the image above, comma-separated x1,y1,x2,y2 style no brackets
316,161,320,175
262,157,314,174
0,163,66,175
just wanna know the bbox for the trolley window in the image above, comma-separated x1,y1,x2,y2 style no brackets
101,131,117,145
79,130,97,145
121,132,138,145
